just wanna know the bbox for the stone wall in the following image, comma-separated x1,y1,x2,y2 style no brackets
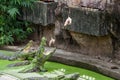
53,0,113,57
22,0,120,59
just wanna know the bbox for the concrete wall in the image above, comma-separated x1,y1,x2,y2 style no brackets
22,0,120,59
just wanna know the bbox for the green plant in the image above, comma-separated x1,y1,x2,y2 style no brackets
19,37,56,73
0,0,35,45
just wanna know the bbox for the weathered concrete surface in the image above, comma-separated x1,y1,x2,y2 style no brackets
62,7,108,36
21,1,57,26
70,31,113,57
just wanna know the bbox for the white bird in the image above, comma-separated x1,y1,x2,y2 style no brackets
64,16,72,27
49,37,55,47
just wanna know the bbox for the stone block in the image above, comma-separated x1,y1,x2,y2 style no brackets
62,7,108,36
22,1,57,26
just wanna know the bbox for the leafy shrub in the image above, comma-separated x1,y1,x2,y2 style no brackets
0,0,35,45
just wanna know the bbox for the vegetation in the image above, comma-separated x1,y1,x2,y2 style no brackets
16,37,56,73
0,0,35,45
0,37,56,73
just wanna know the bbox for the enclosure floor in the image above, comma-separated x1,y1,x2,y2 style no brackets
0,45,120,80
